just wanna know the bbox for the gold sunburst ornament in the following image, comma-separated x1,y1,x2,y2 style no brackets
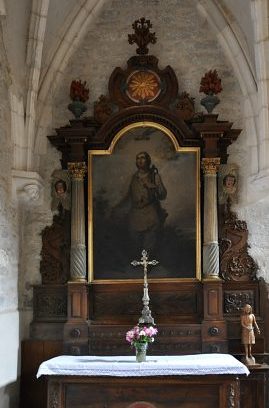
126,70,161,102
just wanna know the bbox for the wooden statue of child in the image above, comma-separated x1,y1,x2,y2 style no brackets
241,303,260,365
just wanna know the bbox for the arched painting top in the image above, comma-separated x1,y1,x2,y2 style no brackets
88,121,201,283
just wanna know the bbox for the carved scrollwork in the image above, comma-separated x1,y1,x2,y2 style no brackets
219,201,258,281
48,382,60,408
220,246,257,281
224,291,254,314
35,294,67,319
40,211,71,284
224,213,247,231
175,92,195,121
227,384,235,408
94,94,115,124
70,328,81,338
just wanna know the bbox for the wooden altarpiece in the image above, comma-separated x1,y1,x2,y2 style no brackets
21,19,269,408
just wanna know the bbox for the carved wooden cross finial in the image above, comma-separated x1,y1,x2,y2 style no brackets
128,18,157,55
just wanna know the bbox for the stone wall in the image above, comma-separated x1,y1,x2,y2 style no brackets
49,0,269,284
237,197,269,281
51,0,242,129
17,0,269,335
15,0,269,326
0,1,267,407
0,35,19,408
48,0,269,284
18,144,61,337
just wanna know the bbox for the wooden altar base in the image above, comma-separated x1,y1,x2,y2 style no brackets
47,374,241,408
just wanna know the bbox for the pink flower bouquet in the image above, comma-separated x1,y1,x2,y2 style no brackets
126,325,158,347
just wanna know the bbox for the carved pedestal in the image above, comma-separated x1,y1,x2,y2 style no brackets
63,282,89,355
202,280,227,353
30,285,67,340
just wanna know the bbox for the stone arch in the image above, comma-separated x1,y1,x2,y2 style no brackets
250,0,269,177
196,0,259,176
0,0,6,15
35,0,107,155
35,0,264,181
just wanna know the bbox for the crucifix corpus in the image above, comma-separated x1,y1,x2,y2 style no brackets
131,249,159,325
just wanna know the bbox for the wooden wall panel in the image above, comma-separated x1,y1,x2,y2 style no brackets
90,281,203,324
20,340,63,408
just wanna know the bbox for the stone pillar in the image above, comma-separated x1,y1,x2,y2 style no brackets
68,162,87,282
201,157,220,279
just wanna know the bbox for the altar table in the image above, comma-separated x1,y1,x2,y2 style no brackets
37,354,249,408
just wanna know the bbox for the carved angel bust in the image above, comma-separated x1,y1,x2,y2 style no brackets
51,170,71,212
218,165,238,205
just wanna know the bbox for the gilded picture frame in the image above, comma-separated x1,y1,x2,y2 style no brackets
88,122,200,283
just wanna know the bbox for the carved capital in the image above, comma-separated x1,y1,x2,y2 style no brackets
68,162,87,180
12,170,44,204
201,158,220,175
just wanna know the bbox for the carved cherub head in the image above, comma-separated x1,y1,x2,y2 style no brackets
223,174,236,194
51,170,71,212
54,180,67,198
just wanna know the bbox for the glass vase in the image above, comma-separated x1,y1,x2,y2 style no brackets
135,342,148,363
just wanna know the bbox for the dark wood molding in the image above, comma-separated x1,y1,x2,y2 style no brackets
48,118,101,168
191,114,241,162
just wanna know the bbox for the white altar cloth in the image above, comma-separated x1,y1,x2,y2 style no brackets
36,353,249,378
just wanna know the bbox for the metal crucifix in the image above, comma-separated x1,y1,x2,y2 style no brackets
131,249,159,325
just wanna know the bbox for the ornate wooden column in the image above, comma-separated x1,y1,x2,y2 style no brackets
48,118,100,355
192,114,241,353
62,161,88,355
68,161,87,282
201,157,220,279
201,154,227,352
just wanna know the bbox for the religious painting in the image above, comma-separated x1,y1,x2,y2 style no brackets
88,123,200,282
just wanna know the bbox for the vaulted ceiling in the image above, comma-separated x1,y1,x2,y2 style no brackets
1,0,268,195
